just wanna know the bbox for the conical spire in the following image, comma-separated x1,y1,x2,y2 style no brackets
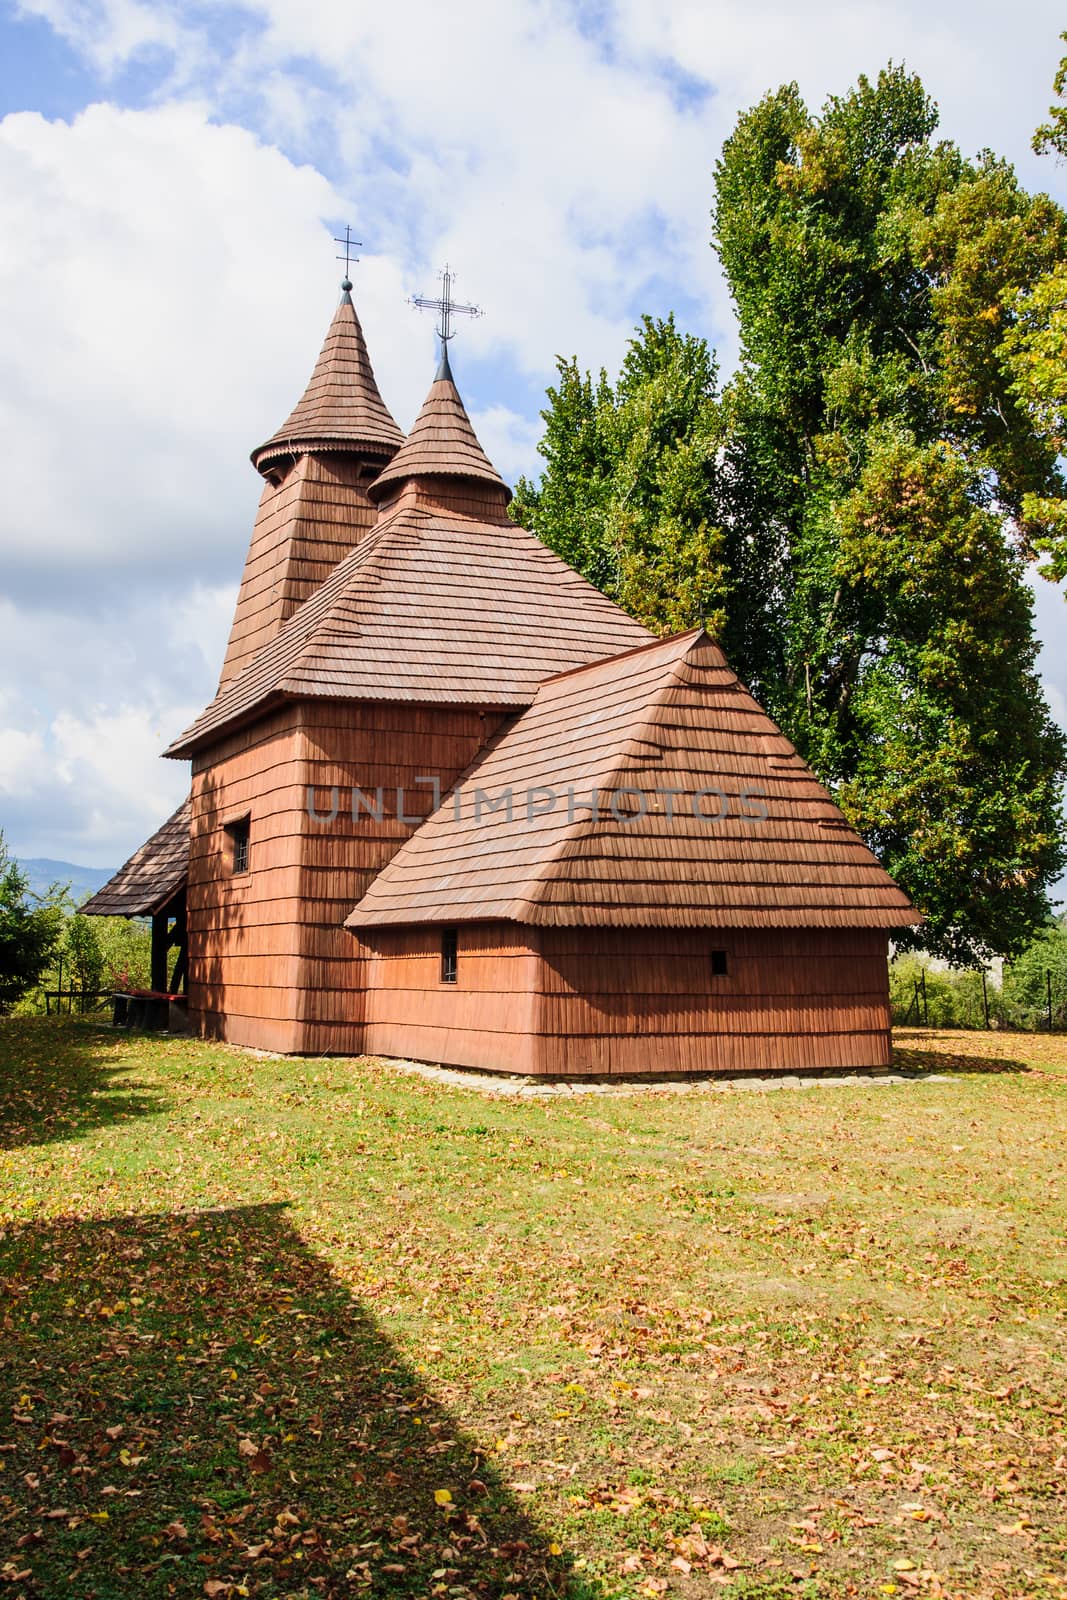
220,285,403,686
368,341,509,503
252,286,404,476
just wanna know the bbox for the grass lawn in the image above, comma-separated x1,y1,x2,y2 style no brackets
0,1019,1064,1600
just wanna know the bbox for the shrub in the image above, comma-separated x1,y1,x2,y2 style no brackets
891,918,1067,1030
0,833,66,1013
1003,920,1067,1029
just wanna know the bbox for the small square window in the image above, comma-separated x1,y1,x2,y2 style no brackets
441,928,458,984
711,949,728,977
227,817,250,875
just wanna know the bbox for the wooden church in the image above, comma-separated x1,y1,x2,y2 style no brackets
84,274,919,1075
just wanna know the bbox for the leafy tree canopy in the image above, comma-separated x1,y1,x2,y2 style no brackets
511,314,729,634
1033,31,1067,160
998,33,1067,583
513,65,1067,964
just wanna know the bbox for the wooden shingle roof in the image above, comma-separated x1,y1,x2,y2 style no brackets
346,632,921,932
169,359,652,757
368,346,508,502
251,289,404,475
80,798,191,918
166,503,652,755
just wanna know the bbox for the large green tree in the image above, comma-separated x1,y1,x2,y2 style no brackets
712,68,1067,961
512,315,729,634
515,66,1067,963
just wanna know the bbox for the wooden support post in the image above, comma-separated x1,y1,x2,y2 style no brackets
151,913,169,994
168,897,187,996
920,969,928,1026
169,942,188,997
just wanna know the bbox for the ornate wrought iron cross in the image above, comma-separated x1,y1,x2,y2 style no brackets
333,225,361,288
410,264,483,344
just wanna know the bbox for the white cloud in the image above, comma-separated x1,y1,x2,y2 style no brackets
0,693,193,866
0,586,212,862
468,405,543,484
5,722,191,866
52,702,184,801
0,101,351,591
15,0,1067,387
164,582,240,685
0,728,46,797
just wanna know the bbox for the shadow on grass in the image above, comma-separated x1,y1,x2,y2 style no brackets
893,1030,1031,1076
0,1202,585,1599
0,1017,167,1153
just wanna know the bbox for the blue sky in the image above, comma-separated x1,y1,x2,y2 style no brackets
0,0,1065,889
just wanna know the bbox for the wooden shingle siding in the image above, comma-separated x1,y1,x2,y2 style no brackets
358,924,892,1077
185,702,506,1053
219,456,381,685
187,707,305,1049
362,923,541,1075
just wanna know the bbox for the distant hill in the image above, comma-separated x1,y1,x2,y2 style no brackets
16,858,116,904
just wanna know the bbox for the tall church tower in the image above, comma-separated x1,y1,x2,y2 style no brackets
218,280,403,685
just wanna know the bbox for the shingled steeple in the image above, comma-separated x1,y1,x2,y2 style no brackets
167,336,652,757
367,341,509,512
219,284,404,687
251,285,403,477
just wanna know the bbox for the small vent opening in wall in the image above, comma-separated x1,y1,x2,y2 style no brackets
441,928,458,984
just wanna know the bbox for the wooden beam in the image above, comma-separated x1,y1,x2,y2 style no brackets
169,941,188,996
151,913,169,994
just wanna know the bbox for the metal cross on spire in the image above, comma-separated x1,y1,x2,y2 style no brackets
333,225,362,290
410,264,483,345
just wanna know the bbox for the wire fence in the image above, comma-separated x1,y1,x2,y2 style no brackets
893,965,1066,1032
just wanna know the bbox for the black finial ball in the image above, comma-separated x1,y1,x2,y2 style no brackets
341,277,353,292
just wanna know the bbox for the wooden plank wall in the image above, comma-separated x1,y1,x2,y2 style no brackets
297,702,506,1054
358,924,892,1076
187,706,308,1052
533,927,892,1075
361,923,541,1073
187,700,506,1053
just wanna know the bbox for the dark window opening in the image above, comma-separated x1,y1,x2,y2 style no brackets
711,949,728,977
441,927,458,984
227,817,250,875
